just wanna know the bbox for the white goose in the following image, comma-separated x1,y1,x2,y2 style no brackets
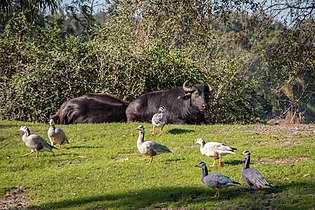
196,138,236,167
136,125,171,163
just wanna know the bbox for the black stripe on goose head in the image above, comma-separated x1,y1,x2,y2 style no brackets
242,150,250,156
196,161,207,168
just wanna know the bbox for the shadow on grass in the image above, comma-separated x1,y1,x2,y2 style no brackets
224,159,244,166
168,128,195,135
237,181,315,209
29,186,242,209
67,145,104,149
0,124,19,129
28,181,315,209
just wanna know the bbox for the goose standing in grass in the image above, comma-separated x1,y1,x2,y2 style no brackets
242,150,271,189
196,161,240,198
151,106,167,136
136,125,171,163
48,119,69,148
19,126,57,158
196,138,236,167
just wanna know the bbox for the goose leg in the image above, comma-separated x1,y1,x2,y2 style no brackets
36,151,39,159
159,125,165,135
21,151,34,157
212,158,217,166
219,155,224,167
141,157,153,163
216,190,221,198
211,157,219,166
212,189,219,198
151,126,157,136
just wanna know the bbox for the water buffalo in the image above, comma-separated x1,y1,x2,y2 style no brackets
126,81,213,124
51,93,129,124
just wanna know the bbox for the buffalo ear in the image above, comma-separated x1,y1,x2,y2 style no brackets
177,93,192,100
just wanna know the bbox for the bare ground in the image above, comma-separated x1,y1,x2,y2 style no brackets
0,186,31,210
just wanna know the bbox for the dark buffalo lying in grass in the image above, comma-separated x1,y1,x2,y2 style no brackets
126,81,213,124
51,93,129,124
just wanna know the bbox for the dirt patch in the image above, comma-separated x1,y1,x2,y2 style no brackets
258,156,310,165
255,124,315,136
213,124,315,137
0,186,31,209
278,141,302,146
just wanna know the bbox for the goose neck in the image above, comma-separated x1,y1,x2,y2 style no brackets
137,130,145,145
243,155,250,169
201,165,208,178
24,128,31,137
200,141,205,148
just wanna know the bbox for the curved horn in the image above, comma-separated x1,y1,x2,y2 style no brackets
182,81,193,92
207,83,213,92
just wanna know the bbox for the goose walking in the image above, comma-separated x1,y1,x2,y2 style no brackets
19,126,57,158
48,119,69,148
242,150,271,189
136,125,171,163
196,138,236,167
196,161,240,198
151,106,167,136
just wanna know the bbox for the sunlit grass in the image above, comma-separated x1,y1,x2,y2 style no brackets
0,120,314,209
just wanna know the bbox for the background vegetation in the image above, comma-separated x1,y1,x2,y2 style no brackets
0,0,314,123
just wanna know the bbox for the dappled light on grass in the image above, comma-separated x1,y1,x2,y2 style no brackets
0,121,314,209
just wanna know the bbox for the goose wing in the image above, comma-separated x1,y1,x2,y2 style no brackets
54,128,69,144
204,173,240,189
143,141,171,155
33,134,57,151
152,113,166,126
201,142,223,156
25,134,54,151
24,134,44,151
242,168,271,188
203,142,236,155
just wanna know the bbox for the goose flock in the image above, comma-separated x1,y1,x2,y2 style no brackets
18,106,271,199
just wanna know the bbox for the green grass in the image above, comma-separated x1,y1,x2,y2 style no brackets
0,120,314,209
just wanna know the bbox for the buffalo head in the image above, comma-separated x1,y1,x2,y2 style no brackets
178,81,212,112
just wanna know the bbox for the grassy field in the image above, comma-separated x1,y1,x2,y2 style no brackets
0,120,314,209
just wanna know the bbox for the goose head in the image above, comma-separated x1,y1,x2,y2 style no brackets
49,119,55,126
195,161,207,168
196,138,205,145
158,106,166,113
136,125,145,132
242,150,250,157
19,126,28,133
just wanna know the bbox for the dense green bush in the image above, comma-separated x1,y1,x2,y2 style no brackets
0,17,97,121
0,1,313,123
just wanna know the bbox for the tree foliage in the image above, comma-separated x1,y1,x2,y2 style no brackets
0,0,314,123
